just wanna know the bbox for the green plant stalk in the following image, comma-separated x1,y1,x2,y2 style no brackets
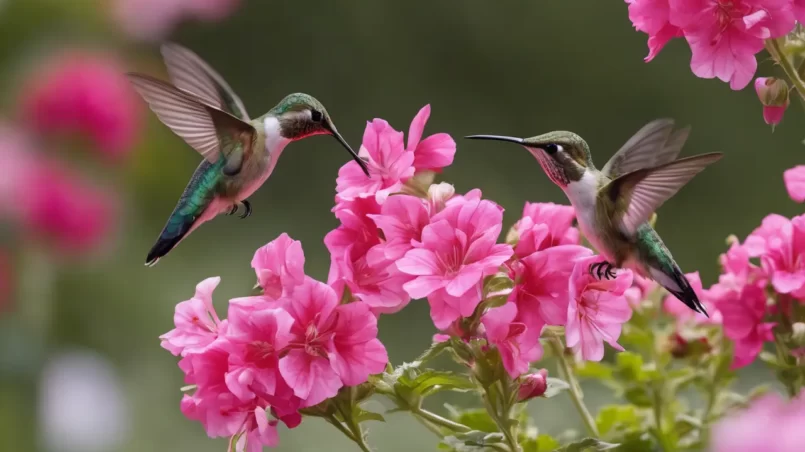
334,400,372,452
325,415,357,442
412,408,472,433
768,38,805,106
548,337,600,437
481,385,521,452
652,385,676,452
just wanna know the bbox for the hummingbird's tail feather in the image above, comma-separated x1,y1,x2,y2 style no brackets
649,265,709,317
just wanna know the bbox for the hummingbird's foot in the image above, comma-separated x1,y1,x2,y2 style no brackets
239,200,252,219
589,261,618,280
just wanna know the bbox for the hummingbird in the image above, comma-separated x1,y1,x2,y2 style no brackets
127,43,369,266
466,119,723,316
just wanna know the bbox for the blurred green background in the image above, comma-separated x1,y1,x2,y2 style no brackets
0,0,798,451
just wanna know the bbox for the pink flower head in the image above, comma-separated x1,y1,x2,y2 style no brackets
626,0,683,61
509,245,594,328
113,0,241,41
784,165,805,203
513,202,579,257
20,159,116,254
517,369,549,402
251,233,305,300
397,197,513,328
566,255,634,362
368,194,430,261
223,300,294,401
21,52,141,161
481,302,543,379
336,119,414,204
669,0,796,90
744,214,805,299
718,282,775,369
160,277,223,356
406,105,456,172
279,278,387,407
426,285,484,330
663,271,722,324
711,393,805,452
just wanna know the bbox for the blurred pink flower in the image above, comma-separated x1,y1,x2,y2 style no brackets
624,274,658,308
21,52,141,161
160,277,224,356
797,0,805,23
744,214,805,299
251,234,306,300
784,165,805,203
509,245,593,328
663,271,721,324
566,255,634,362
513,202,579,258
517,369,549,402
112,0,241,41
718,282,775,369
625,0,683,61
711,393,805,452
223,300,294,402
20,159,116,254
278,278,387,407
406,105,456,172
481,302,543,379
397,197,512,327
336,119,414,204
668,0,796,90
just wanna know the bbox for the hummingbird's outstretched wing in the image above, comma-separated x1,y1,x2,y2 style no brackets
601,119,691,179
127,73,255,175
605,152,723,234
160,43,250,121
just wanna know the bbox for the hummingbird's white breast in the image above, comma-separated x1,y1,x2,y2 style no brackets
236,116,291,201
563,170,614,261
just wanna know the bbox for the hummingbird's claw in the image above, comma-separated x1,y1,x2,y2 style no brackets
239,200,252,219
228,204,238,216
589,261,618,281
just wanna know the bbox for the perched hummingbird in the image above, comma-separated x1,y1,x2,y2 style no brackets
127,43,369,266
466,119,723,316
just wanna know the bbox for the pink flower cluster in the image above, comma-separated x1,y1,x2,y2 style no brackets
625,0,802,90
711,392,805,452
161,234,388,452
112,0,241,41
329,106,636,377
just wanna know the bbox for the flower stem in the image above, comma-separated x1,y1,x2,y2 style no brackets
413,408,472,433
325,415,357,442
548,337,599,437
652,386,675,452
768,38,805,106
480,380,521,452
334,401,373,452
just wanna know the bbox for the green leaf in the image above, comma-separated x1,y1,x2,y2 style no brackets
409,370,476,396
521,434,560,452
446,407,498,433
557,437,620,452
595,405,639,436
416,340,452,364
441,430,505,451
674,413,702,438
483,272,514,296
543,377,571,398
615,352,647,382
574,361,614,380
353,407,385,423
623,386,653,407
481,294,509,309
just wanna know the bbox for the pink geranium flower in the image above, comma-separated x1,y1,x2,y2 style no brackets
160,277,223,356
711,393,805,452
481,302,543,379
625,0,683,61
744,214,805,299
21,52,142,161
784,166,805,203
717,283,775,369
278,278,388,407
663,271,722,324
406,105,456,172
509,245,594,329
113,0,241,41
251,233,306,299
513,202,579,257
397,197,513,327
222,298,294,401
426,285,484,330
668,0,796,90
336,119,414,203
367,194,430,261
566,255,634,362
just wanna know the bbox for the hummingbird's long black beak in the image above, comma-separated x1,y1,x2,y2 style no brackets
328,124,370,176
464,135,525,145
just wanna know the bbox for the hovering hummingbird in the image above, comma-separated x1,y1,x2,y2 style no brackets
466,119,723,316
127,43,369,266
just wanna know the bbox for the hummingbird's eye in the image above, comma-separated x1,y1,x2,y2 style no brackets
310,109,323,122
543,143,562,154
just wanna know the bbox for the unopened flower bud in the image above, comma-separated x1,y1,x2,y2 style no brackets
791,322,805,346
754,77,789,126
427,182,455,214
505,223,520,246
669,332,711,359
517,369,548,402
